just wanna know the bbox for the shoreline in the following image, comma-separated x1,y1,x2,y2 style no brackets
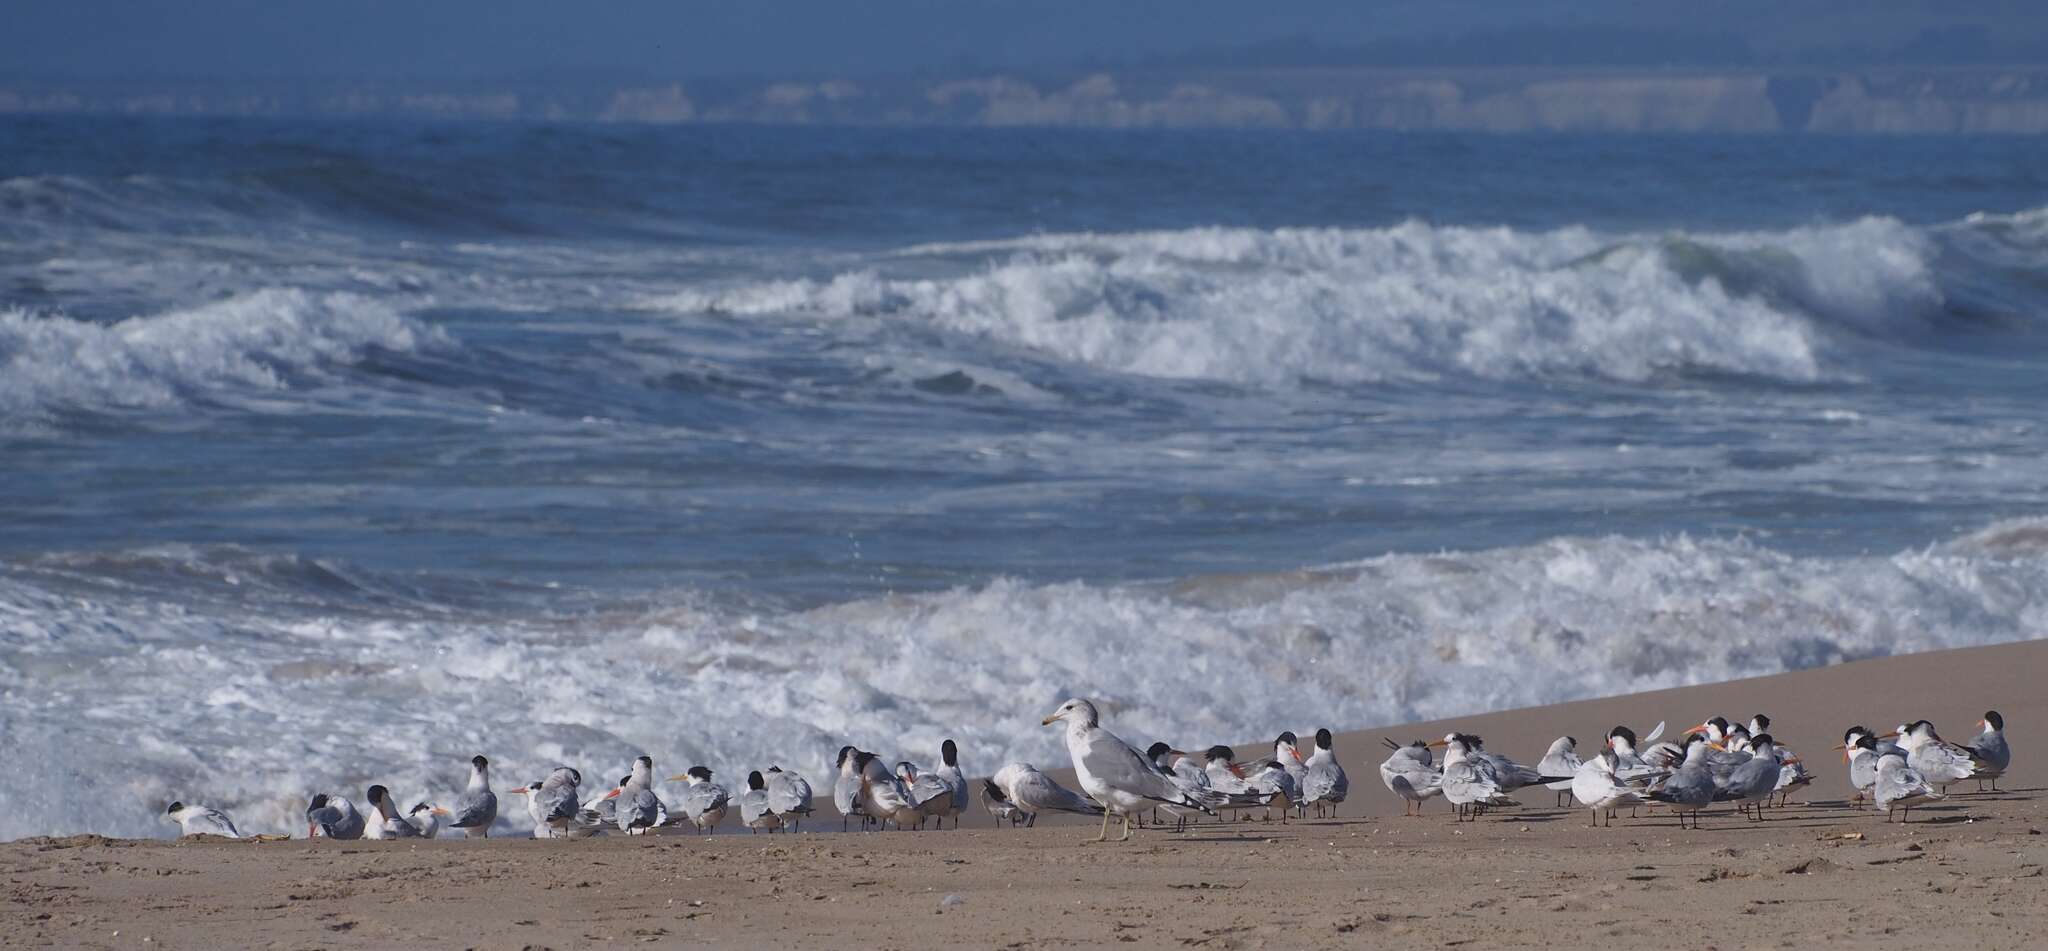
4,638,2043,948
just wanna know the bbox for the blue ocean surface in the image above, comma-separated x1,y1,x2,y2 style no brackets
3,117,2045,837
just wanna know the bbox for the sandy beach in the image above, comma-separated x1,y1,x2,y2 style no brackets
6,638,2043,949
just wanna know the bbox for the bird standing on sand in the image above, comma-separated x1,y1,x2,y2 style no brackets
609,756,668,835
1299,728,1348,818
895,761,955,829
409,802,445,838
834,746,873,831
1872,745,1942,822
935,740,969,829
1718,734,1791,820
305,793,365,840
671,766,730,833
1538,736,1582,808
1571,748,1645,827
1966,711,2010,792
165,801,241,838
1889,721,1977,790
1645,734,1716,829
738,771,783,833
509,766,584,838
1044,697,1227,842
764,765,814,830
987,762,1103,827
855,751,922,830
1247,761,1298,822
363,785,421,839
1378,739,1443,816
1432,733,1518,821
448,755,498,838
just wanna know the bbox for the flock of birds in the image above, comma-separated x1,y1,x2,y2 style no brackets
161,702,2014,841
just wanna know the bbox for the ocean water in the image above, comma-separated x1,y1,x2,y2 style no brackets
3,117,2046,839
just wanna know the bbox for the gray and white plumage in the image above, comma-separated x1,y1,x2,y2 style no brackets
1273,732,1309,790
1571,749,1645,826
513,766,584,838
1043,698,1225,841
671,766,729,833
1715,734,1786,818
981,776,1028,826
1873,749,1942,821
613,755,668,835
449,754,499,837
305,793,365,840
1646,735,1717,828
1967,711,2010,789
764,765,814,829
165,801,241,838
1378,739,1443,813
1538,736,1581,805
579,775,629,830
896,761,956,828
855,751,921,830
988,762,1104,826
1247,761,1299,821
738,770,782,833
935,739,969,827
1436,734,1517,820
1894,721,1977,789
363,785,421,839
834,746,872,831
409,802,444,838
1300,728,1348,817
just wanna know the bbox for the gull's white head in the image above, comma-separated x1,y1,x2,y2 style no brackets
1041,698,1099,728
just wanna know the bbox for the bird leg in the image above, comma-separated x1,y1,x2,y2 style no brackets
1091,809,1113,843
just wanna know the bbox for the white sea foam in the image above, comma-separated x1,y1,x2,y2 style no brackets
0,288,445,422
4,519,2045,840
642,217,1952,386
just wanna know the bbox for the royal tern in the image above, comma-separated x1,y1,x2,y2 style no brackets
509,766,584,838
1274,732,1309,791
1537,736,1582,807
1888,721,1977,790
1043,698,1226,841
671,766,730,834
834,746,873,831
305,793,365,840
447,755,499,838
1378,738,1443,816
363,785,421,839
1143,743,1211,831
1430,734,1517,821
980,777,1028,827
1965,711,2010,792
1872,745,1942,822
1299,728,1349,818
410,802,445,838
987,762,1102,827
936,740,969,829
1247,761,1299,822
895,760,955,829
609,756,668,835
738,771,783,833
1571,748,1646,827
165,801,242,838
763,765,814,830
854,751,922,830
1645,734,1716,829
1716,733,1791,820
578,775,629,831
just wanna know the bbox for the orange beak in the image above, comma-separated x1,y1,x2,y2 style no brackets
1877,731,1900,740
1425,739,1448,749
1684,723,1710,735
1227,763,1246,779
602,788,621,800
1841,749,1850,764
1781,757,1802,766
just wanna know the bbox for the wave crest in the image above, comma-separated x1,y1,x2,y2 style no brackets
646,216,1956,385
0,289,444,422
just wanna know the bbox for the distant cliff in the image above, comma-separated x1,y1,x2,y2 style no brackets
6,66,2047,133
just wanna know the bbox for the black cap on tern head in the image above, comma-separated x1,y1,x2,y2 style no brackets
1608,726,1637,746
1751,714,1772,730
617,775,631,787
1146,741,1172,759
1985,711,2005,730
767,765,784,773
942,739,959,767
471,755,489,770
1277,731,1299,746
367,785,388,804
1315,728,1333,749
1843,725,1865,744
636,754,654,768
747,770,766,790
1751,733,1774,748
166,801,184,814
307,793,329,810
1204,745,1235,762
687,765,713,782
1854,733,1878,751
836,745,856,767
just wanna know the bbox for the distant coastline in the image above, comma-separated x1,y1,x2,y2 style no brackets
6,65,2048,133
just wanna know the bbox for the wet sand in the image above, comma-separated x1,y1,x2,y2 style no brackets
5,639,2043,949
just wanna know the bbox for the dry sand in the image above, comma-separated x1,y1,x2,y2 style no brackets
5,639,2045,949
